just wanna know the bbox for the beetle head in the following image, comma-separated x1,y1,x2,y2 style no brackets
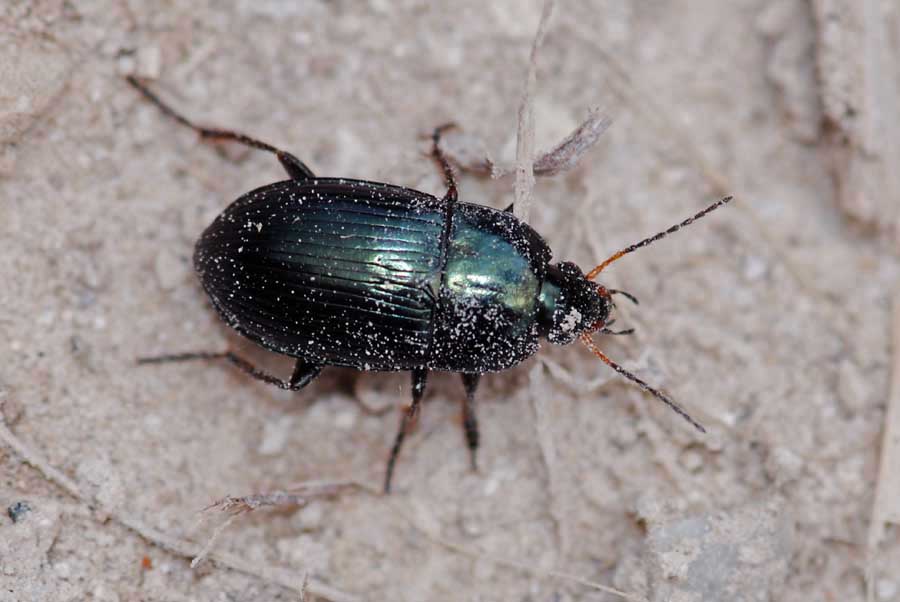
537,262,612,345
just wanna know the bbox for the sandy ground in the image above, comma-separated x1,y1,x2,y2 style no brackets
2,1,900,601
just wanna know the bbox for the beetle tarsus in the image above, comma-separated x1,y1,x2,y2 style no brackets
126,76,315,181
137,350,224,364
431,123,459,204
600,326,635,336
384,368,429,493
461,373,481,472
276,151,316,180
137,350,321,392
289,359,323,389
220,352,322,391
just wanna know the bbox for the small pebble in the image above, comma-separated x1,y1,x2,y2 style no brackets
681,448,704,473
334,408,357,430
136,45,162,79
483,475,500,496
117,53,136,75
297,501,325,530
1,397,25,425
742,255,768,281
7,500,31,523
92,583,121,602
54,561,71,578
878,579,897,600
258,416,294,456
837,358,868,413
765,446,803,485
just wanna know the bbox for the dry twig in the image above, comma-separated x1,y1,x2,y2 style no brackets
811,0,900,244
0,409,361,602
402,502,647,602
538,355,614,393
866,289,900,602
191,480,375,568
434,2,613,220
513,0,556,223
528,363,570,558
440,109,612,181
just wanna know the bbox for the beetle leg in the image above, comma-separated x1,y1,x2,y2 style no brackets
431,124,458,204
597,318,634,336
384,368,428,493
126,76,315,181
289,359,324,389
137,351,322,391
275,153,316,181
600,326,635,336
460,373,481,471
503,202,514,213
608,289,640,306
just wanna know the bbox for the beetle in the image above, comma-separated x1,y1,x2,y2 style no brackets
128,77,731,493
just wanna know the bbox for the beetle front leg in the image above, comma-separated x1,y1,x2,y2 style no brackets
137,351,322,391
460,373,481,471
383,368,428,493
126,76,315,181
431,124,459,204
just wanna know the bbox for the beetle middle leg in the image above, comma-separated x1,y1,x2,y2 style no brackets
460,373,481,471
384,368,428,493
126,76,315,181
138,352,322,391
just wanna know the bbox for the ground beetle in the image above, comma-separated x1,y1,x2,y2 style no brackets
128,77,731,493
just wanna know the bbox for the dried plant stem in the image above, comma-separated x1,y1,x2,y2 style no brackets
191,480,376,568
866,289,900,602
0,411,360,602
441,110,612,181
528,363,570,558
513,0,556,223
403,504,647,602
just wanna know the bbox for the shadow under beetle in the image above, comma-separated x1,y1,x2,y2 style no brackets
128,77,732,493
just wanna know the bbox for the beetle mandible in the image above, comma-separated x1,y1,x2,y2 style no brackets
128,77,731,493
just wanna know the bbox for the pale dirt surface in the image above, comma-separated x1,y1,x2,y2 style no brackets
2,1,898,601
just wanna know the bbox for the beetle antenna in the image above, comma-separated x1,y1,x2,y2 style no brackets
579,333,706,433
586,196,733,281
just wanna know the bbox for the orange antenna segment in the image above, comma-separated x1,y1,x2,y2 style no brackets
579,333,706,433
586,196,733,281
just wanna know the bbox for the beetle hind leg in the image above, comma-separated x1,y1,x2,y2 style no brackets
384,368,428,493
126,76,315,181
137,351,322,391
461,373,481,471
287,358,323,389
